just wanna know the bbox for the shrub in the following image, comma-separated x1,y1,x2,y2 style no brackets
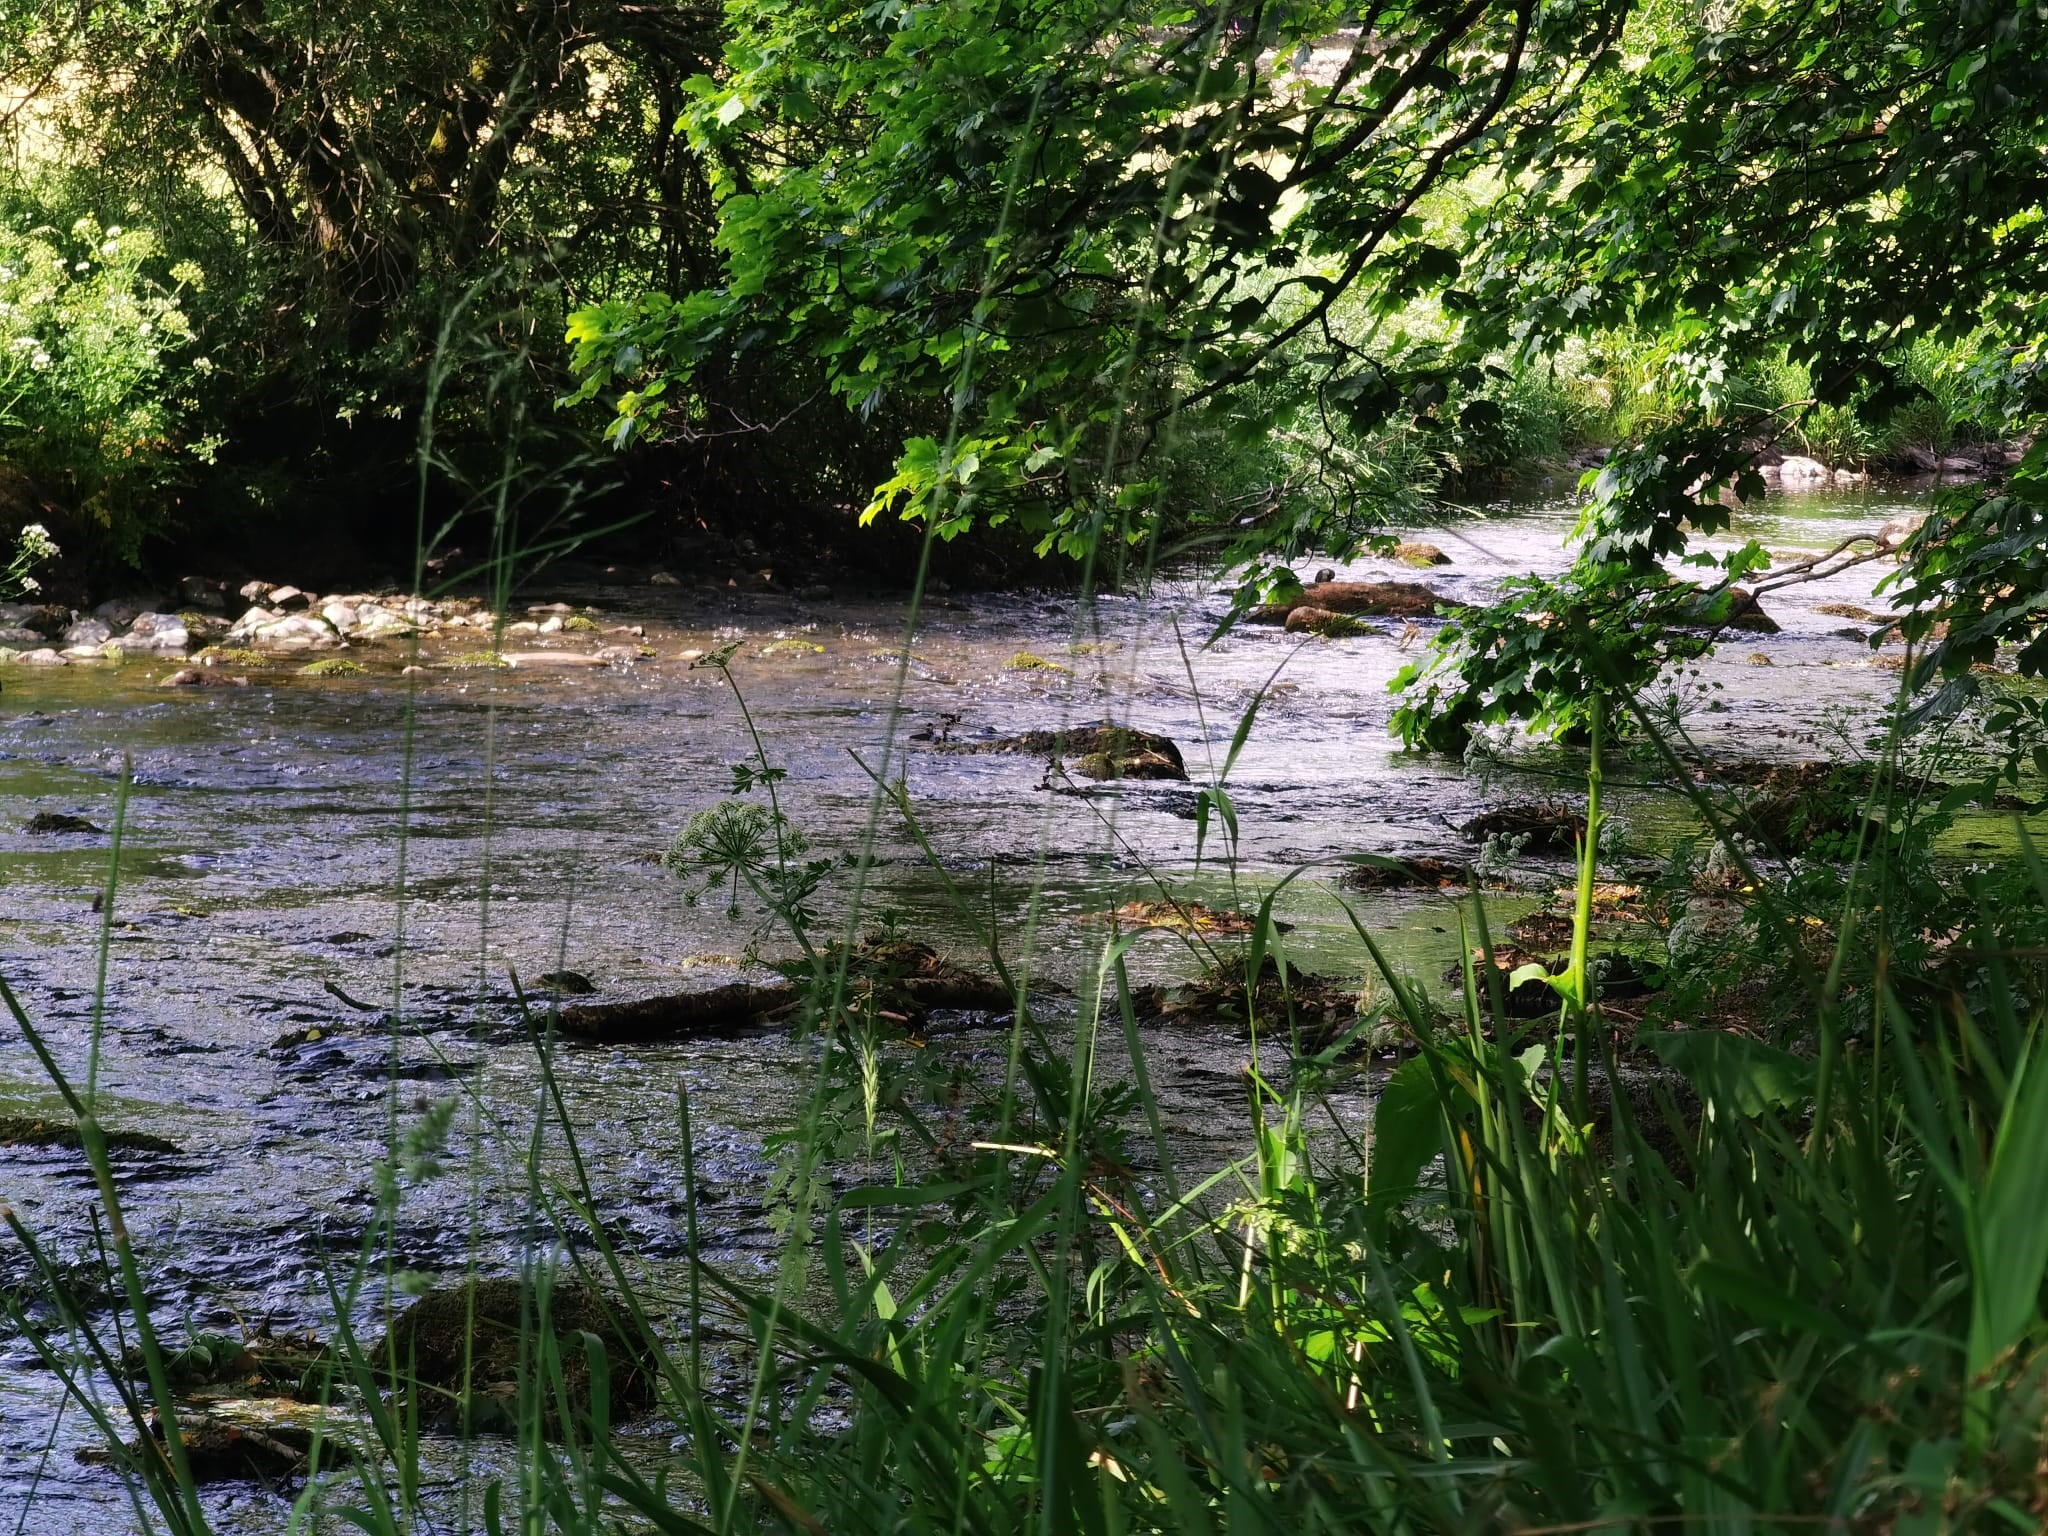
0,213,205,561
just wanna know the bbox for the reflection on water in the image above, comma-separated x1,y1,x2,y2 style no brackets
0,484,1979,1525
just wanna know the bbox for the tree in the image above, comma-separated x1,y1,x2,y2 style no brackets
3,0,725,555
574,0,2048,773
568,0,1628,558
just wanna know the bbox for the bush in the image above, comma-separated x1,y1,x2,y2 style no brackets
0,212,204,560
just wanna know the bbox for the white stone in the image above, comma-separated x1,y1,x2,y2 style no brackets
537,616,565,634
352,606,416,640
62,618,113,647
8,648,66,666
1778,455,1830,480
321,602,361,634
227,606,281,639
250,615,340,650
112,613,191,654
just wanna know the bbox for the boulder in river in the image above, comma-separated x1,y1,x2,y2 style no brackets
1675,583,1778,634
1876,511,1929,550
1255,580,1442,623
377,1276,659,1432
62,617,113,648
1777,455,1831,481
561,939,1015,1042
82,1410,335,1485
1283,606,1378,637
112,613,192,654
24,812,103,835
1391,541,1451,567
230,612,341,651
931,721,1187,781
93,596,161,628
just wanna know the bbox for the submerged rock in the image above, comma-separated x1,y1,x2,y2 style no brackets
1283,606,1377,637
536,970,597,995
562,940,1014,1042
930,721,1187,781
1342,854,1470,891
377,1277,659,1432
0,1113,180,1155
1255,580,1442,623
1084,900,1281,936
24,812,103,835
1391,541,1450,567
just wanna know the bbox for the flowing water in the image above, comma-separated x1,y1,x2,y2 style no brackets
0,482,2005,1528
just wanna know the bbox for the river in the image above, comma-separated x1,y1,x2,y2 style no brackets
0,482,1988,1529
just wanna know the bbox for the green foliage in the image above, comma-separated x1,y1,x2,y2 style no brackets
1389,0,2048,752
569,0,1621,558
0,213,204,558
1,0,727,567
1886,440,2048,781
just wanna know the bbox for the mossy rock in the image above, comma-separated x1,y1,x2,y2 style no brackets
562,614,601,633
377,1277,658,1433
0,1113,180,1155
760,638,824,657
932,721,1187,781
25,812,102,835
1391,541,1451,567
448,650,509,669
298,658,366,678
194,647,270,667
1006,651,1071,674
1283,606,1375,637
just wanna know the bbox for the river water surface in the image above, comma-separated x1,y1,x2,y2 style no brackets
0,484,1990,1529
